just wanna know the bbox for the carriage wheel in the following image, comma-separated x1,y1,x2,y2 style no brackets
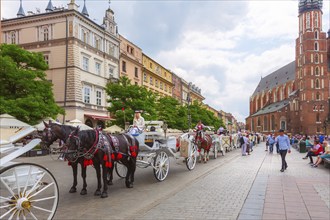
153,151,170,181
213,143,218,159
0,163,59,220
115,162,127,179
186,143,197,170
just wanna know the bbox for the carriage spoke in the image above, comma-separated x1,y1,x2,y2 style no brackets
0,204,13,209
26,172,46,197
14,167,20,196
0,195,14,202
22,166,33,196
0,206,15,219
0,177,16,198
8,209,16,220
28,210,38,220
29,182,54,199
31,195,56,203
32,205,53,213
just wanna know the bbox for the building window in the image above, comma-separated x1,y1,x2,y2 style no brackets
314,12,318,28
95,37,101,50
43,54,49,65
316,92,320,101
135,82,138,86
81,29,88,43
42,27,49,41
143,72,147,82
150,76,153,85
314,42,318,51
9,31,16,44
122,61,126,72
82,57,89,71
108,65,114,77
314,31,318,39
315,54,319,64
316,113,320,122
315,78,320,89
280,121,286,130
95,62,101,75
84,86,91,104
109,44,115,56
306,12,310,29
150,63,153,69
160,82,163,90
96,90,102,106
134,67,138,78
155,79,158,88
315,67,320,76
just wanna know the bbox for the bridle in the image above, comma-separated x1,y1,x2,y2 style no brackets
42,127,58,146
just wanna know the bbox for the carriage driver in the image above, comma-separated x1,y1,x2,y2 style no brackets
133,110,145,132
195,120,205,139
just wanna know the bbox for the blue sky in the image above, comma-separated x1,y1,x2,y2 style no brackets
2,0,330,122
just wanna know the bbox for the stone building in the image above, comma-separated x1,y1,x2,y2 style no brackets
142,53,174,97
1,0,120,127
171,72,182,103
246,0,330,135
119,35,143,86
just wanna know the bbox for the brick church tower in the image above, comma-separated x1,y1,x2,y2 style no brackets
295,0,329,134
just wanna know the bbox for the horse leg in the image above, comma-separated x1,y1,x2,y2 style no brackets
101,164,108,198
198,149,202,163
80,161,87,195
126,158,135,188
123,159,132,188
203,149,207,163
107,166,114,185
93,162,102,196
69,162,78,193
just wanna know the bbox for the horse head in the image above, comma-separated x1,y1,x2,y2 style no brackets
41,120,60,148
65,126,82,161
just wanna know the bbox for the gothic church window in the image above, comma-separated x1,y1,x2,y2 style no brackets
315,78,320,89
315,54,319,64
314,12,318,28
306,12,310,29
314,42,318,51
315,67,319,76
316,92,320,101
314,31,318,39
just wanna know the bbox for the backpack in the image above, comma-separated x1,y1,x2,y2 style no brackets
239,136,245,144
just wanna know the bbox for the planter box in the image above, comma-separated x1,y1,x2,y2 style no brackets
24,149,49,157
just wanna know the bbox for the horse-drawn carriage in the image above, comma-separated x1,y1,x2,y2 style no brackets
0,126,59,219
115,121,197,182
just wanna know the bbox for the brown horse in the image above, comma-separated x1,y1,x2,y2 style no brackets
40,121,90,195
195,130,213,163
65,126,139,198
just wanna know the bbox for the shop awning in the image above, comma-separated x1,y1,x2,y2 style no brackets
84,114,114,121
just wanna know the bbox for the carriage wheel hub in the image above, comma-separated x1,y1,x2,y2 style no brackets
16,198,31,210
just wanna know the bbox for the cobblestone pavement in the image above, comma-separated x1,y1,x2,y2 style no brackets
13,142,329,220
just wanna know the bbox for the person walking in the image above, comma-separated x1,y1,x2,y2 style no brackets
275,129,291,172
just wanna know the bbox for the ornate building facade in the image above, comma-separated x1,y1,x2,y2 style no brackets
247,0,330,135
119,35,143,86
1,0,120,127
142,53,174,97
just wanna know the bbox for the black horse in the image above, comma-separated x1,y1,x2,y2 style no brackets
40,121,90,195
66,126,139,198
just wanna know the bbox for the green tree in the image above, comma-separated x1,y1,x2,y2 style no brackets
106,76,157,127
0,44,64,125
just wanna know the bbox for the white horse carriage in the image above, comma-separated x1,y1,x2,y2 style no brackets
0,125,59,220
209,134,226,158
115,121,197,181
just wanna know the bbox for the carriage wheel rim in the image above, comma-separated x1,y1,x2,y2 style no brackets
186,145,197,170
0,163,59,220
154,152,169,181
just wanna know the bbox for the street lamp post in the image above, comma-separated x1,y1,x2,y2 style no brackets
187,83,192,130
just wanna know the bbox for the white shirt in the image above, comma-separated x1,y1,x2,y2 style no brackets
133,116,145,130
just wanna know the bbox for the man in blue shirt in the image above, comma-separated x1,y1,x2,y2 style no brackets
275,129,291,172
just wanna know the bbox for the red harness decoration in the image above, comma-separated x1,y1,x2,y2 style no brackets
130,145,138,158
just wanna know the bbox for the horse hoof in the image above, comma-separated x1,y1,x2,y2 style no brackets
80,189,87,195
107,181,113,186
101,192,108,198
69,187,77,193
94,190,101,196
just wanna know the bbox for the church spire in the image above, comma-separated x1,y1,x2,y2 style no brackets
82,0,89,17
46,0,54,12
17,0,25,17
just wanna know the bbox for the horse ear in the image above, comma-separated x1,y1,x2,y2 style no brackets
43,121,49,128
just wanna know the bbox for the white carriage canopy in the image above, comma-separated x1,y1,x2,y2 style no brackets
0,114,32,144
